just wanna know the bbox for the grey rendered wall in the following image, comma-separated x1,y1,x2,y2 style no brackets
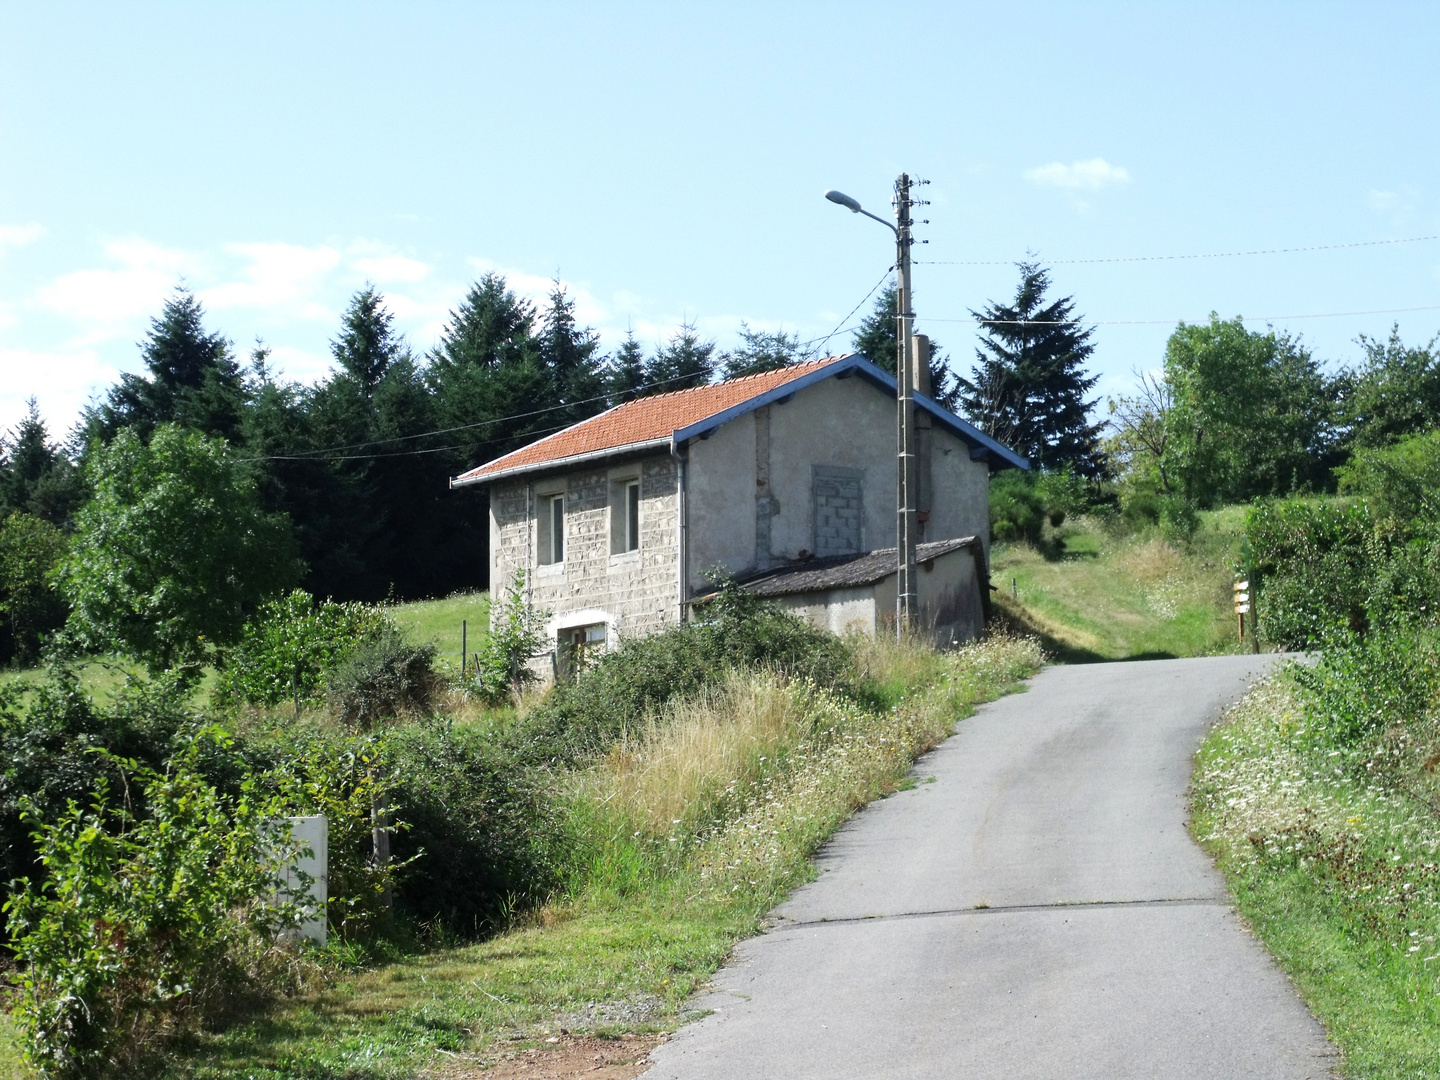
488,452,680,643
686,372,994,594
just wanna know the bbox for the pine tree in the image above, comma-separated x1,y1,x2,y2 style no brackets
429,272,536,372
85,287,244,442
850,284,961,409
959,262,1104,476
646,322,716,392
537,282,605,424
720,323,810,380
604,330,650,404
2,399,83,526
332,285,402,393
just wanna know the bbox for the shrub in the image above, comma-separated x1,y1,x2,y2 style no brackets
1245,499,1376,648
1157,493,1199,541
3,732,309,1079
468,572,548,704
988,470,1045,543
325,624,438,727
0,512,69,665
1335,428,1440,525
213,589,387,709
387,721,569,936
0,667,197,897
516,579,853,765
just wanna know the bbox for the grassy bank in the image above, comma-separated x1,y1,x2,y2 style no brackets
156,633,1041,1078
990,509,1245,661
1191,674,1440,1079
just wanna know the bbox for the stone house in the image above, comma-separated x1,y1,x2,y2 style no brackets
450,353,1027,677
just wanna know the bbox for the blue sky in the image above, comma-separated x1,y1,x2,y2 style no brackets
2,2,1438,437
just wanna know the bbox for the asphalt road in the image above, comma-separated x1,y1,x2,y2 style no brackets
642,655,1338,1080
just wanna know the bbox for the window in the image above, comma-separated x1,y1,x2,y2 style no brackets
610,478,641,554
538,493,564,565
558,623,606,681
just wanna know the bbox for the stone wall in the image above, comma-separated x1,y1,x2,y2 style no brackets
488,452,680,647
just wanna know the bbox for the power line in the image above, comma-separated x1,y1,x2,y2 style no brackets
920,302,1440,328
807,265,894,354
916,233,1440,268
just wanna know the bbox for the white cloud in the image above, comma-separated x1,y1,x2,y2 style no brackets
353,253,430,283
0,346,113,435
33,238,193,329
1369,189,1401,211
203,242,341,314
0,223,45,256
1024,158,1132,190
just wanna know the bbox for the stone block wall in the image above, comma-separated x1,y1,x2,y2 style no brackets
489,453,680,645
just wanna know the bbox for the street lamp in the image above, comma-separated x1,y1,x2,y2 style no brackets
825,176,919,637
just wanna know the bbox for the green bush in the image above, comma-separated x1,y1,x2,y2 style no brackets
468,572,548,705
1335,427,1440,525
213,589,387,709
325,624,438,727
387,721,570,936
989,470,1046,543
1157,493,1199,541
0,668,197,898
0,512,69,665
3,731,309,1079
1245,499,1376,648
516,579,853,765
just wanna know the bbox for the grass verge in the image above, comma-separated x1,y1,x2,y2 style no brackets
1191,675,1440,1079
163,633,1042,1079
990,510,1245,661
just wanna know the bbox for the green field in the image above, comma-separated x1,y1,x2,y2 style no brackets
990,509,1248,662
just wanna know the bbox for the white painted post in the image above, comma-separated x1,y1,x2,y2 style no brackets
283,815,328,945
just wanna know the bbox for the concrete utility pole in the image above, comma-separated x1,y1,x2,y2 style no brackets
893,173,918,634
825,174,929,637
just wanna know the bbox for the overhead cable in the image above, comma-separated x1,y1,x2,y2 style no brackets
916,233,1440,268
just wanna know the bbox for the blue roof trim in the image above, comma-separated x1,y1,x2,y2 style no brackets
672,354,1029,471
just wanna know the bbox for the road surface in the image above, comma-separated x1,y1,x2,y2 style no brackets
643,655,1337,1079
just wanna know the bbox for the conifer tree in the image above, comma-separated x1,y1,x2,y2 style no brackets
720,323,809,380
604,330,650,404
646,322,716,391
2,399,83,525
960,262,1104,476
85,287,244,443
331,285,402,394
537,282,605,424
850,284,961,410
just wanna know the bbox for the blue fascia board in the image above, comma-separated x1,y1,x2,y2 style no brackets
672,354,1029,471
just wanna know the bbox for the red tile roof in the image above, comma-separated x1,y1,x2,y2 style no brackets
452,355,851,484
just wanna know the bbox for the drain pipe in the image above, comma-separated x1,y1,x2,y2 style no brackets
672,439,688,625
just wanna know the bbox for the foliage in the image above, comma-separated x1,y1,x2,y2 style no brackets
960,261,1104,476
3,731,308,1079
331,284,404,394
988,469,1046,543
386,720,570,936
1340,325,1440,451
265,730,409,942
468,572,549,703
1245,499,1376,648
0,668,198,896
82,288,245,445
325,623,438,728
0,513,68,665
212,589,388,708
720,323,811,380
0,400,84,528
1105,369,1174,493
517,577,853,765
645,321,717,392
1335,427,1440,525
602,329,649,404
850,283,961,410
58,425,300,671
1163,315,1339,506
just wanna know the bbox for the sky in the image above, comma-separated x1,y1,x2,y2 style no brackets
2,1,1439,440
